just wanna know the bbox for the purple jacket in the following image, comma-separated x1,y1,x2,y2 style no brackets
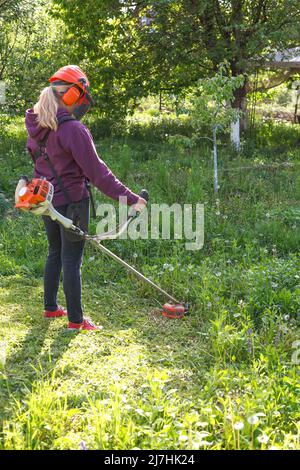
25,108,139,207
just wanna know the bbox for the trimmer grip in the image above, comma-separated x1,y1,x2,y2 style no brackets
139,189,149,202
128,189,149,219
48,207,74,229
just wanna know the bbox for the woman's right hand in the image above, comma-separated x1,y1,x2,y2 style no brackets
15,178,28,205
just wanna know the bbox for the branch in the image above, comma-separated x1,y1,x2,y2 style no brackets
0,21,20,79
213,0,232,45
199,5,220,57
0,0,12,7
252,0,268,25
250,69,293,93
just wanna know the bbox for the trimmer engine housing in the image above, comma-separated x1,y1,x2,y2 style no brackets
15,178,53,212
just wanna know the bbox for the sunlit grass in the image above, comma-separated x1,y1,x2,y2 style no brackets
0,118,299,449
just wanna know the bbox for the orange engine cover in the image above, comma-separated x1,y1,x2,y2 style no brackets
15,178,53,210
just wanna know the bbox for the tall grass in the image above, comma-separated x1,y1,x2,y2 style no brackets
0,116,299,449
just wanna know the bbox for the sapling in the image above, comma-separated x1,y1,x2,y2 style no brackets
169,64,244,194
191,65,244,193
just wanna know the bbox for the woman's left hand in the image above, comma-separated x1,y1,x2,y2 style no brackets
132,197,147,212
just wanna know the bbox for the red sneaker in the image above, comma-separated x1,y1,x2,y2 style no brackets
67,318,103,331
44,306,67,318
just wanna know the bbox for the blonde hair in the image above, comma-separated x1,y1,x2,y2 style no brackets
33,83,71,131
33,86,59,131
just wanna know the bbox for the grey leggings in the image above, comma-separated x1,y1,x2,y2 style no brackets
42,198,89,323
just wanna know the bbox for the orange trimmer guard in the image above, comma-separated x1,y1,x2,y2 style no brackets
161,302,188,319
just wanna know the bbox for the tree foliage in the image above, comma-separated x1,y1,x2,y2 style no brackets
1,1,299,123
169,65,243,152
0,0,69,113
189,65,244,132
52,0,300,122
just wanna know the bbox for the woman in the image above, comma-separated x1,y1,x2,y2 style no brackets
24,65,146,331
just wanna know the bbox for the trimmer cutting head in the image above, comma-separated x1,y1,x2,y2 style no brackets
161,302,189,319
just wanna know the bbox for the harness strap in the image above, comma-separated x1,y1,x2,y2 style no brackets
85,180,96,219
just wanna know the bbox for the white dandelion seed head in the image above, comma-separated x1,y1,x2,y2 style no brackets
257,434,269,444
233,421,244,430
247,414,259,425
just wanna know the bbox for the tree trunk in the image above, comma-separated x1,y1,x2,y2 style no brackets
159,89,162,112
232,78,248,132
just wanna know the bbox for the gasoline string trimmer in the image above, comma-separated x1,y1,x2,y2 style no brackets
15,178,189,318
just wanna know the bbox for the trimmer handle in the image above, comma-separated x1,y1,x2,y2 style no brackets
139,189,149,202
128,189,149,219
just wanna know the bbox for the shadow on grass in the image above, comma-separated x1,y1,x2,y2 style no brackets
0,318,74,445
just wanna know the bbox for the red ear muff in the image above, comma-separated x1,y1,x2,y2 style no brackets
61,86,81,106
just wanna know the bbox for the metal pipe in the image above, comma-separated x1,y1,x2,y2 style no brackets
213,125,218,194
87,237,180,304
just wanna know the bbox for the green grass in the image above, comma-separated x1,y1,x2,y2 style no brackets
0,116,299,449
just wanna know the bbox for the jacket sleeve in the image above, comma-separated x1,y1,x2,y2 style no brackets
63,123,139,206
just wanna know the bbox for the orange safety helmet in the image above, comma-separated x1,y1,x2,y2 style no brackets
49,65,93,120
